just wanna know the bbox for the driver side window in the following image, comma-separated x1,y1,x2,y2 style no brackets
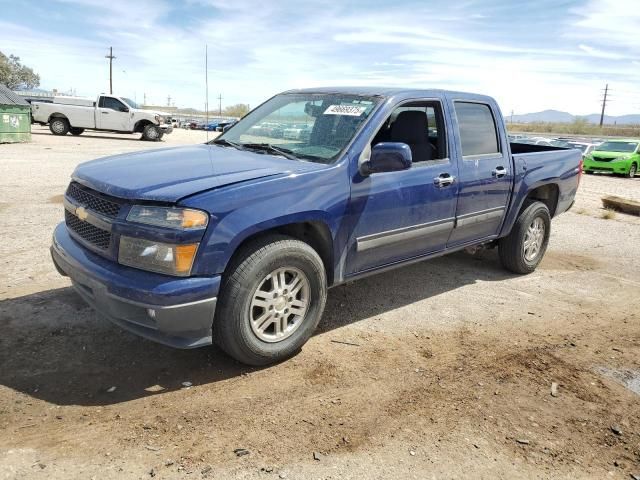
371,101,447,163
99,96,126,111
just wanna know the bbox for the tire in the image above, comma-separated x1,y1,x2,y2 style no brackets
49,117,69,136
70,127,84,136
214,235,327,366
584,170,594,174
141,124,161,141
499,201,551,274
627,163,637,179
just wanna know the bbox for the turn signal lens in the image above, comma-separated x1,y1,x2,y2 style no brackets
175,244,199,274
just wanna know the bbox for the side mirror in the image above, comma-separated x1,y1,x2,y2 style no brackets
222,123,235,132
120,106,129,113
360,142,412,176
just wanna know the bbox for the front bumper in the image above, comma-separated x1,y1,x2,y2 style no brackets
583,160,630,174
51,222,220,348
160,124,173,135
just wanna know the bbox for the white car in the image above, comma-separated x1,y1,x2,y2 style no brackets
31,95,173,141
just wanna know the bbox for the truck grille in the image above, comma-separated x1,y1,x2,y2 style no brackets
66,182,122,218
65,210,111,250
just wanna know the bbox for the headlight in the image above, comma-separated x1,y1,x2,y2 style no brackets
119,236,198,276
155,115,165,124
614,156,630,162
127,206,208,230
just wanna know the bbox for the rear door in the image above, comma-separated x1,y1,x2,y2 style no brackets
96,96,131,131
446,96,513,246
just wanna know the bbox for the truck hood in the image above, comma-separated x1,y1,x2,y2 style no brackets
73,144,326,202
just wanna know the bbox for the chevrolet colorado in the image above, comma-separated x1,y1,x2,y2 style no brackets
51,87,582,365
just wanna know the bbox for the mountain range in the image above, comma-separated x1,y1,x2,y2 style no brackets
509,109,640,125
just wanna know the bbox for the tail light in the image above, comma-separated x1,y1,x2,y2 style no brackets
577,157,584,186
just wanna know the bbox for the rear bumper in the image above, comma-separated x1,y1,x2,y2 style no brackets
51,222,220,348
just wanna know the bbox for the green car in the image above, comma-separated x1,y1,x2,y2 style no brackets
583,139,639,178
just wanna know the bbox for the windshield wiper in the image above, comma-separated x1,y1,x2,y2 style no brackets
240,143,298,160
210,138,245,150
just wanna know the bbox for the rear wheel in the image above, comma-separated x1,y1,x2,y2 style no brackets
627,163,637,178
499,201,551,274
49,118,69,136
70,127,84,136
214,235,327,366
141,124,161,141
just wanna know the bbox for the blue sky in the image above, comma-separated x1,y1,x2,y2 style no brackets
1,0,639,115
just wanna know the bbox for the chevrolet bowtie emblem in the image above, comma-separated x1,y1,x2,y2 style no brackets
76,206,89,221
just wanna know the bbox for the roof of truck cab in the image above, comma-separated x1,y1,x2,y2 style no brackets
283,86,493,101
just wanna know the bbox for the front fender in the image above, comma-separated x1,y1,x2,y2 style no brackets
182,167,350,276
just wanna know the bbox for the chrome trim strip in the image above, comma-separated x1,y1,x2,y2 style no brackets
356,218,455,252
64,196,113,232
456,207,505,228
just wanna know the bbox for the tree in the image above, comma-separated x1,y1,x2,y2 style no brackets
223,103,250,118
0,51,40,89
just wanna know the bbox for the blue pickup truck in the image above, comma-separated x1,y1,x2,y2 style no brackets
51,87,582,365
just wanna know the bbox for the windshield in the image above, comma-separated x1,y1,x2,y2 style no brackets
122,97,139,109
595,141,638,153
215,93,380,163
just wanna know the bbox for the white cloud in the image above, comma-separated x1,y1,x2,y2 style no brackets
1,0,639,116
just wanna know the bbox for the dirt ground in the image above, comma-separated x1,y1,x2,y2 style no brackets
1,126,639,479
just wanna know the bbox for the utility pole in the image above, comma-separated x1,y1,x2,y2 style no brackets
143,92,147,105
167,95,172,107
599,83,609,127
105,47,116,94
218,94,222,116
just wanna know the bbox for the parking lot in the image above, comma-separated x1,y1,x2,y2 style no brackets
1,126,640,479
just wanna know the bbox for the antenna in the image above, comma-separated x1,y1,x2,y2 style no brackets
205,44,209,142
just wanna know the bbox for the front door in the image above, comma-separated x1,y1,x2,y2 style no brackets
96,96,131,131
446,97,512,246
347,100,459,274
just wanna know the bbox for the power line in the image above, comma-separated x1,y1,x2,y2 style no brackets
105,46,116,95
599,83,609,127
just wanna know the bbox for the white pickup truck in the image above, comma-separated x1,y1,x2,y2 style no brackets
31,95,173,141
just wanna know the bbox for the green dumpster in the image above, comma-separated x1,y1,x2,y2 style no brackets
0,84,31,143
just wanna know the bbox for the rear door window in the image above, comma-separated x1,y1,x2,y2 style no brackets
454,102,500,157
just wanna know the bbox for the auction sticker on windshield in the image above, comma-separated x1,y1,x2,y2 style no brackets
324,105,367,116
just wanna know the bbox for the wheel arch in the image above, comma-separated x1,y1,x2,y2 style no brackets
48,113,69,123
134,119,155,133
223,220,335,286
522,182,559,217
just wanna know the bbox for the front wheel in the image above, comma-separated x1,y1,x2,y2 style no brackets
141,124,161,141
499,201,551,274
214,235,327,366
49,118,69,136
627,163,637,179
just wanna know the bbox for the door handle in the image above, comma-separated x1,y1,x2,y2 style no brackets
101,111,109,114
492,166,507,178
433,173,456,187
